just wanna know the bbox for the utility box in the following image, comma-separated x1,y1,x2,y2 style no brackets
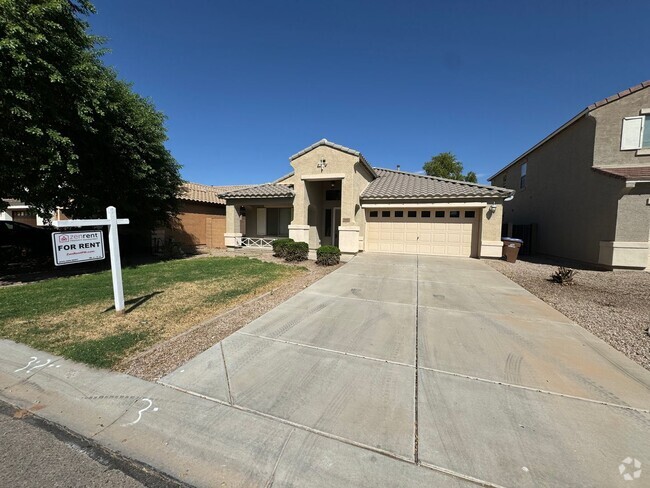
502,237,523,263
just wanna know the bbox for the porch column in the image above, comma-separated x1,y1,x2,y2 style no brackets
224,204,242,249
338,177,359,255
289,180,309,244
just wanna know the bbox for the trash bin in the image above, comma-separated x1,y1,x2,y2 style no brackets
502,237,523,263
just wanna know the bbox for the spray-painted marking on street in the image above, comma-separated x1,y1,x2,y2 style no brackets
121,398,159,426
14,357,60,374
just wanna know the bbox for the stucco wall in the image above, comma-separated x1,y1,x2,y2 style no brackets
592,87,650,167
615,186,650,242
496,115,622,264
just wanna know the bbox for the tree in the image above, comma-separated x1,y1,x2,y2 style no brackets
423,152,478,183
0,0,182,230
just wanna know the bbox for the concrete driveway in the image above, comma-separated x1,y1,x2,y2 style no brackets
162,253,650,487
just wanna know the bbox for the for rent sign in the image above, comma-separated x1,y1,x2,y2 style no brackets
52,231,105,266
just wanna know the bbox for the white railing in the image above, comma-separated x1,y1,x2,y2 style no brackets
238,236,278,248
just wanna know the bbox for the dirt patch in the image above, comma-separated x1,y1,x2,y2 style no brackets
117,250,340,380
486,257,650,371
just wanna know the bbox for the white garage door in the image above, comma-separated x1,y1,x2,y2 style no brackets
365,208,479,257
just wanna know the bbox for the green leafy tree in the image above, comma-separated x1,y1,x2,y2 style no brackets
0,0,182,230
423,152,478,183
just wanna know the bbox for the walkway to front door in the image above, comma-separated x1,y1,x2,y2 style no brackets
161,253,650,487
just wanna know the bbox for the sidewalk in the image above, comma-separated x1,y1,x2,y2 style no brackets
0,340,467,488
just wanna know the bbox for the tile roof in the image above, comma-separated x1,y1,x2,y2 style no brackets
290,138,361,160
489,80,650,181
219,184,295,199
588,81,650,110
593,166,650,181
179,183,253,205
361,168,514,200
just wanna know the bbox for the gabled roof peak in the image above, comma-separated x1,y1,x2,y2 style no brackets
289,139,378,178
289,138,361,160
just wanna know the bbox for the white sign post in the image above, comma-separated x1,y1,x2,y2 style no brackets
52,206,129,315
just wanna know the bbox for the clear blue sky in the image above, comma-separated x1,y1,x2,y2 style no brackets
90,0,649,185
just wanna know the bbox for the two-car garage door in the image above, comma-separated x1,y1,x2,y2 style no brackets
365,208,479,257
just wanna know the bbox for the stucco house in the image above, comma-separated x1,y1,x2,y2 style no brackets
153,182,250,252
0,199,66,226
489,80,650,270
220,139,513,260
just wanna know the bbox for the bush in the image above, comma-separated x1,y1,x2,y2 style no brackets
284,241,309,262
272,238,294,258
551,266,577,285
316,245,341,266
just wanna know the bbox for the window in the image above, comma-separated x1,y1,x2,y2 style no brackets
450,211,460,218
395,211,404,218
407,210,417,218
325,189,341,201
382,210,390,217
266,208,291,236
465,210,476,218
435,210,445,218
621,115,650,150
369,211,378,218
520,163,527,189
502,173,507,185
421,211,431,218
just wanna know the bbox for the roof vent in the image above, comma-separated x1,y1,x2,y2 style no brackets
396,165,401,171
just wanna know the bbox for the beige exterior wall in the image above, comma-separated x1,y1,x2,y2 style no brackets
591,87,650,167
492,115,624,265
289,146,372,253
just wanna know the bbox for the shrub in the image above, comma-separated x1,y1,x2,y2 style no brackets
551,266,577,285
272,238,294,258
316,245,341,266
284,241,309,262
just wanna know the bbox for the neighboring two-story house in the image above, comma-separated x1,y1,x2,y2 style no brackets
489,80,650,270
221,139,513,260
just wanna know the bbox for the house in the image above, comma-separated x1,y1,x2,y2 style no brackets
220,139,513,260
0,199,66,226
489,80,650,270
153,182,250,252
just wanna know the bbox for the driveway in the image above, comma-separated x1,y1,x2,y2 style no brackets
162,253,650,487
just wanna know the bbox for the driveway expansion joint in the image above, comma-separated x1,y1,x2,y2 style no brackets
419,366,650,413
236,331,414,368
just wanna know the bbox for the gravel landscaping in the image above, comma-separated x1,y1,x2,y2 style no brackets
486,257,650,371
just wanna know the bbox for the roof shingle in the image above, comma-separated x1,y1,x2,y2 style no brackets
593,166,650,181
361,168,513,200
179,183,253,205
219,184,295,199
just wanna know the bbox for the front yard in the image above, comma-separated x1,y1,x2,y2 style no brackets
0,257,303,368
487,257,650,371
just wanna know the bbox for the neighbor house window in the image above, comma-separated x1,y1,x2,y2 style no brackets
395,211,404,218
369,211,378,218
421,211,431,218
520,163,527,189
435,210,445,218
621,115,650,150
382,210,390,217
450,211,460,218
407,211,417,218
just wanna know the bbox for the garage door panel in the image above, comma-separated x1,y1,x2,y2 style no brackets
366,208,478,257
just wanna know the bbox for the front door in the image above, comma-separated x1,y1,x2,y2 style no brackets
325,207,341,246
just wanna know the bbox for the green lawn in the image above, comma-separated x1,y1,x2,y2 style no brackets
0,257,301,368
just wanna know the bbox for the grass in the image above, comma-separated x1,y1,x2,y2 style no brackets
0,257,301,368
